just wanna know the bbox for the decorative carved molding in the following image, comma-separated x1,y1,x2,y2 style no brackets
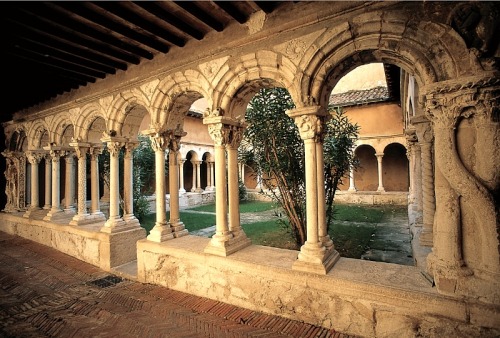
207,123,229,146
198,56,229,81
26,152,44,164
150,133,169,152
106,141,123,157
227,125,244,149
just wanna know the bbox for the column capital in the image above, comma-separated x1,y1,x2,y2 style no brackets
286,106,328,141
26,151,44,164
89,144,104,157
375,152,384,158
69,141,90,159
204,116,244,147
124,141,140,159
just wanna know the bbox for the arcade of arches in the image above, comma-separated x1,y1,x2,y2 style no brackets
1,2,499,337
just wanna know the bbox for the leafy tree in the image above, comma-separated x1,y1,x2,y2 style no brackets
239,88,358,247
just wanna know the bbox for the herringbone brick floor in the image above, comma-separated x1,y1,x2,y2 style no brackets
0,232,351,338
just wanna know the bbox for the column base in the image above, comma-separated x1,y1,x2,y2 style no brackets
43,208,66,221
292,242,340,275
147,222,174,242
64,206,76,215
179,188,186,194
23,207,40,218
169,221,189,238
377,187,386,192
70,212,105,226
195,188,204,193
101,216,135,233
43,204,51,210
347,187,357,192
204,232,251,257
123,213,141,227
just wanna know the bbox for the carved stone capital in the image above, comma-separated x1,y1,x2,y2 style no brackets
89,145,103,159
49,149,66,162
286,106,327,141
150,133,169,152
425,89,477,129
124,142,139,158
207,123,230,146
26,152,44,164
106,141,124,157
227,125,245,149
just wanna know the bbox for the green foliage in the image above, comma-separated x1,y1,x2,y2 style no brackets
239,88,359,246
238,177,248,201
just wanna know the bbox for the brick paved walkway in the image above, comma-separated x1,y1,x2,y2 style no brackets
0,232,350,338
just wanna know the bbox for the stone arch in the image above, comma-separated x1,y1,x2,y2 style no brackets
213,51,300,120
301,11,480,108
50,112,74,146
382,142,409,192
75,103,107,141
87,117,107,143
354,144,378,192
26,120,49,149
8,129,27,152
107,89,151,138
150,70,212,130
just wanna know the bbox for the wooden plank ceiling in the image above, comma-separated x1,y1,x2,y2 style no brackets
0,1,281,122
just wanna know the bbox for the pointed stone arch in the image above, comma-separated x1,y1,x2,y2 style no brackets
213,51,300,120
150,70,212,130
300,11,481,108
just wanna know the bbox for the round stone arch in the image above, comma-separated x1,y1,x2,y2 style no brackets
74,103,107,142
50,112,74,146
150,70,212,131
8,128,28,152
382,142,409,192
107,89,151,138
300,12,478,108
213,51,300,120
26,120,49,150
353,143,378,192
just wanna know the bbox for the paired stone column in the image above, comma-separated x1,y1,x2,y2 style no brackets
23,151,43,218
375,153,385,192
64,152,76,214
179,159,186,194
43,148,66,221
122,142,140,227
424,82,500,302
89,146,106,222
69,143,90,225
414,120,435,246
203,112,250,256
167,131,188,237
100,137,130,233
147,131,174,242
43,155,52,209
286,106,339,274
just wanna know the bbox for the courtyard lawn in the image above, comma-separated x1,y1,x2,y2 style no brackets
139,202,403,259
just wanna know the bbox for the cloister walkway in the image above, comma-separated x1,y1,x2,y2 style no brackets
0,231,351,338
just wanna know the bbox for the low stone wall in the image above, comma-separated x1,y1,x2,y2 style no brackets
137,236,500,338
0,213,146,270
147,191,216,213
335,191,408,206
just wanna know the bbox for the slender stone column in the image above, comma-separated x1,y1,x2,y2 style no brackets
101,139,129,233
23,152,43,218
203,112,251,256
348,165,356,192
205,160,211,190
210,161,215,190
375,153,385,192
167,132,188,237
179,159,186,193
147,132,174,242
286,106,339,274
190,160,197,192
89,146,106,222
226,125,250,250
122,142,140,226
239,162,245,188
69,144,90,225
415,122,435,246
194,161,203,192
64,153,76,214
43,155,52,209
43,149,65,221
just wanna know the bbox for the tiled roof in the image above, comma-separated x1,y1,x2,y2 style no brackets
329,86,390,107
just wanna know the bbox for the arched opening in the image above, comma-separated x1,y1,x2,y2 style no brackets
353,145,378,191
382,143,409,192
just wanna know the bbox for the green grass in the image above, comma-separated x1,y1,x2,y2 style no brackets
139,203,406,259
187,200,277,213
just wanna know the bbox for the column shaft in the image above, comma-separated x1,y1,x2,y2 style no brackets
44,157,51,209
376,153,385,192
64,155,75,212
227,147,241,235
